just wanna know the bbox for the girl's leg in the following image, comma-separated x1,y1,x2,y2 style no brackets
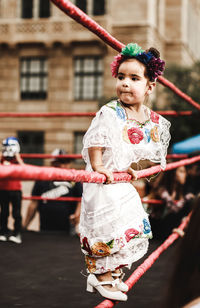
96,271,119,291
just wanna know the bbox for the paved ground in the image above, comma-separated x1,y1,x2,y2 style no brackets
0,231,177,308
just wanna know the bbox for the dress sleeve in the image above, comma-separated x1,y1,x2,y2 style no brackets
82,106,113,164
159,116,171,169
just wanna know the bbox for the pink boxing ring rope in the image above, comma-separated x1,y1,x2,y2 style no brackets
0,154,199,182
50,0,200,111
22,195,174,205
0,110,195,117
18,153,187,160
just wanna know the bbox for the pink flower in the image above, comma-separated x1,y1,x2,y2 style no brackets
125,228,139,242
110,54,125,77
150,111,159,124
127,127,143,144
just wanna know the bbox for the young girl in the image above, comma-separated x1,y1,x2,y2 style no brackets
79,43,170,301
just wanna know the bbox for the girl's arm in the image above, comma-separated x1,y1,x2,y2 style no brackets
88,147,114,184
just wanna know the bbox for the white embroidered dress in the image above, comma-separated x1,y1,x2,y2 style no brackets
80,100,170,274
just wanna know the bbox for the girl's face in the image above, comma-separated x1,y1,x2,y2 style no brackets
175,166,187,185
116,59,155,106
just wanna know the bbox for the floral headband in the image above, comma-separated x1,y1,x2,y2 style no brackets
110,43,165,81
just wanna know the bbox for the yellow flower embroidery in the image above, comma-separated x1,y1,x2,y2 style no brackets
150,126,159,142
91,242,111,257
122,125,131,144
85,256,96,273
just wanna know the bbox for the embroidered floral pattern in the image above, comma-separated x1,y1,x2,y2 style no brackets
116,237,125,248
150,111,159,124
128,127,144,144
106,100,118,110
91,242,111,256
122,125,131,143
116,106,126,121
85,256,96,273
150,126,160,142
144,128,151,143
143,219,151,234
125,228,139,242
81,237,92,255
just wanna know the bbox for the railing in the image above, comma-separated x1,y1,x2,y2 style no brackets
0,16,111,45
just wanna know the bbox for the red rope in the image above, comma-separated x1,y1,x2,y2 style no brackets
0,155,199,182
22,195,165,204
19,153,188,160
166,154,188,159
21,154,82,159
0,112,95,118
23,196,81,202
50,0,124,52
95,213,191,308
20,153,188,160
158,76,200,111
0,111,194,118
50,0,200,110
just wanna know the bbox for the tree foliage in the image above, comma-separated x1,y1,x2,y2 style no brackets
154,62,200,146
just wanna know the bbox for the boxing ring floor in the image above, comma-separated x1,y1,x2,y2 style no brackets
0,231,176,308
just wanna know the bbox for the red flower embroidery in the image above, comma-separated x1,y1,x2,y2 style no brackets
127,127,143,144
125,228,139,242
150,111,159,124
82,237,92,255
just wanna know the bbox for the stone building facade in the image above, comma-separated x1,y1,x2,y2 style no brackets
0,0,200,164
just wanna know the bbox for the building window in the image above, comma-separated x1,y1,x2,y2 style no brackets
74,0,105,15
39,0,50,18
21,0,33,19
20,57,48,100
74,56,103,100
18,131,44,166
93,0,105,15
21,0,51,19
75,0,87,13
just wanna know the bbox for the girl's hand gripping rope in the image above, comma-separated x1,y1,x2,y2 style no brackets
127,167,138,184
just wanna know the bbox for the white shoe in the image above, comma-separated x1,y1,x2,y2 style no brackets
0,235,7,242
112,269,129,292
9,234,22,244
86,273,127,301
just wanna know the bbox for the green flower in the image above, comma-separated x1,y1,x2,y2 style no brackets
121,43,144,57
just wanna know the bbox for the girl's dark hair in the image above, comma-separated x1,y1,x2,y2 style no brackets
164,195,200,308
146,47,160,58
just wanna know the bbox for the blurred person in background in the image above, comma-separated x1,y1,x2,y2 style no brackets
23,149,82,234
185,159,200,196
0,137,24,244
145,166,194,240
164,194,200,308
